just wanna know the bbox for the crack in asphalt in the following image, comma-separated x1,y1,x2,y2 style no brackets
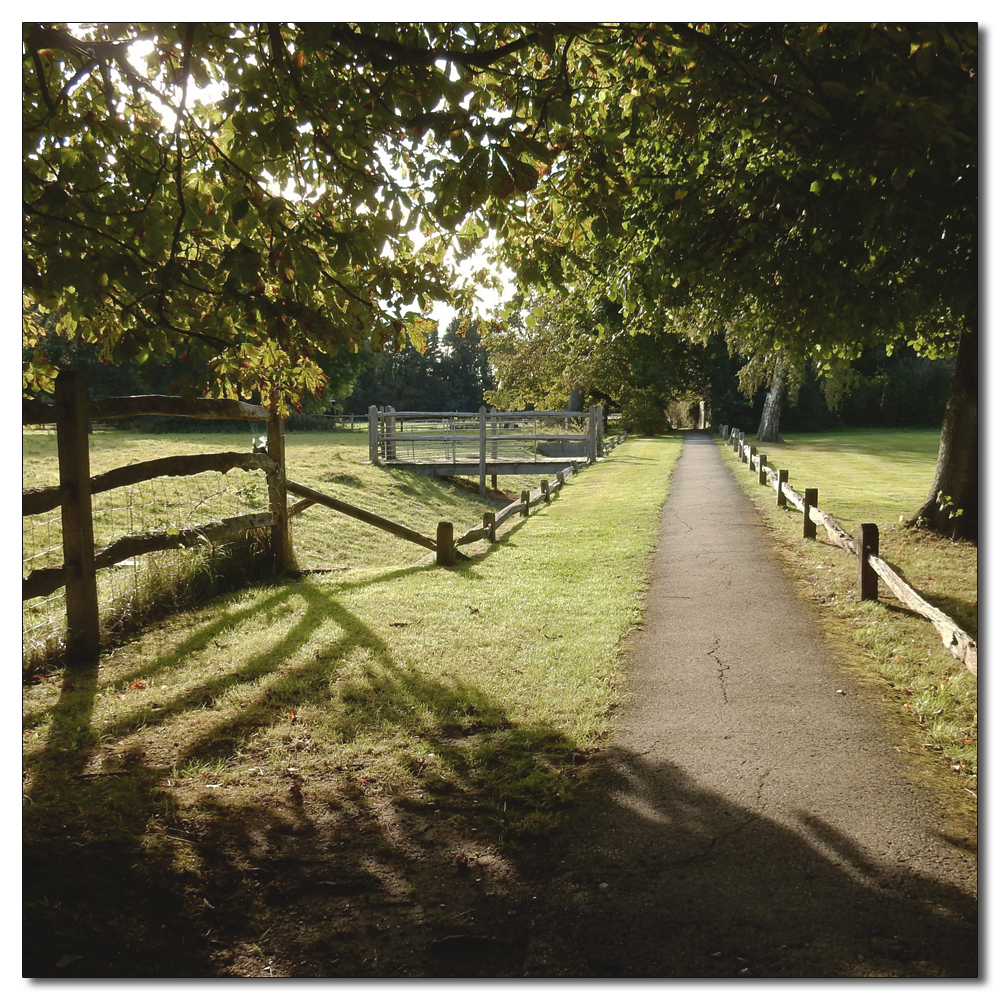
708,635,729,703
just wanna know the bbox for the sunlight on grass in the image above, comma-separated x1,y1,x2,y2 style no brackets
24,435,684,848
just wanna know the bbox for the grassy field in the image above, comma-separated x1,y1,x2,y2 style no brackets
22,425,546,665
717,428,977,797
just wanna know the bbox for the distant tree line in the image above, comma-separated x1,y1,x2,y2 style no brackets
338,316,493,414
27,305,951,436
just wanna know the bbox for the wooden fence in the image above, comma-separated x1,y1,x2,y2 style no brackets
718,425,977,677
23,372,289,663
23,375,595,663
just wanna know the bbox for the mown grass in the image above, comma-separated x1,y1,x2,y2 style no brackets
22,426,531,667
716,429,977,798
23,434,683,859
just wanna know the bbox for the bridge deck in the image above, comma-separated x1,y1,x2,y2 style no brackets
374,458,589,477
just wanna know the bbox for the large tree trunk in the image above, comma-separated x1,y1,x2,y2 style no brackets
757,363,786,442
908,327,978,542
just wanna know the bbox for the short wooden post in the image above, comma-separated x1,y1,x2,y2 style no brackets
803,488,817,540
541,479,551,502
520,489,530,516
482,511,496,543
436,521,455,566
758,454,768,486
56,371,100,663
267,395,293,571
748,445,757,469
776,469,788,507
858,523,879,601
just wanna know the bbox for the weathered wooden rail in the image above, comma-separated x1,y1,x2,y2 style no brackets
718,424,977,676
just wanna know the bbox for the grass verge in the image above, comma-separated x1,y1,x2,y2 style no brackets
716,430,977,804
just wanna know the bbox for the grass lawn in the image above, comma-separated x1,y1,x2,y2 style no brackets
23,433,683,975
717,428,977,797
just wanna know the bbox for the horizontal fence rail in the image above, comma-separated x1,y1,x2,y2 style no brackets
23,373,287,663
719,424,977,677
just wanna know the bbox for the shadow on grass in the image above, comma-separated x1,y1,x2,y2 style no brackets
22,574,578,977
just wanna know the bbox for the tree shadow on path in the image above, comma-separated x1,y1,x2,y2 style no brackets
499,744,978,978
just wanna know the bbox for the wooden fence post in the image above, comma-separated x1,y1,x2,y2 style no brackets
55,371,100,663
776,469,788,507
386,406,397,461
588,406,598,463
520,489,530,516
483,511,496,543
436,521,455,566
541,479,551,502
368,405,378,463
803,488,817,540
266,396,293,571
478,405,487,497
748,444,756,469
490,407,499,491
858,523,879,601
758,454,768,486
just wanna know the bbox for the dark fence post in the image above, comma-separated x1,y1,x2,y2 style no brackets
55,371,100,662
482,511,496,543
748,444,757,469
541,479,551,502
436,521,454,566
776,469,788,507
858,523,879,601
520,489,530,516
758,454,767,486
803,488,818,540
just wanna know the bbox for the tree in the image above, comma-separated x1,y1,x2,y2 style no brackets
493,23,977,539
483,281,719,432
22,22,563,408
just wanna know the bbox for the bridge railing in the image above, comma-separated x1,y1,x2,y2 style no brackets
368,406,604,494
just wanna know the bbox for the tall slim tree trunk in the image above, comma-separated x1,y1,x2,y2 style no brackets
757,362,786,443
908,327,978,542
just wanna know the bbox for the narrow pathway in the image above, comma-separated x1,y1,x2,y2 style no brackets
515,432,977,977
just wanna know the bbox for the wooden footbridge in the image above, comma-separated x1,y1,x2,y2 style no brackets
367,405,604,495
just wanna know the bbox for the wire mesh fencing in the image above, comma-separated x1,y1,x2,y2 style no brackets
22,466,271,669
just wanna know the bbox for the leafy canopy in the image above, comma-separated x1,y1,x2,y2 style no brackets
24,23,977,412
499,23,977,363
22,22,571,407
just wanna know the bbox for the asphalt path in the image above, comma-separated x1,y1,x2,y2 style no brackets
510,431,978,978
